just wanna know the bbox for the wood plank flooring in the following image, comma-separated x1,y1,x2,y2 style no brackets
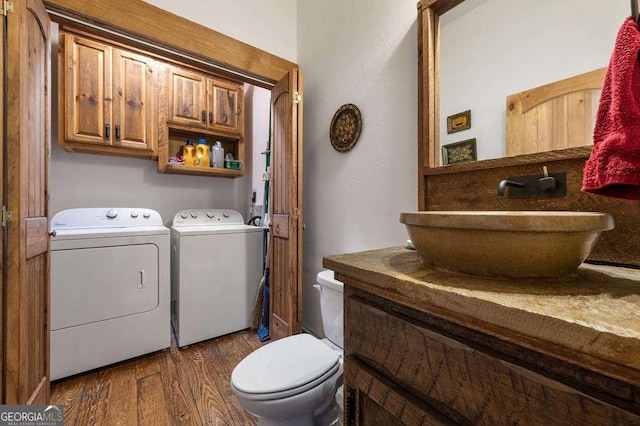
51,330,263,425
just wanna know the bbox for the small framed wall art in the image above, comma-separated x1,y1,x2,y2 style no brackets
447,110,471,134
330,104,362,152
442,138,477,165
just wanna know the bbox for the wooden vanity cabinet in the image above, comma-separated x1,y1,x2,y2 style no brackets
59,31,156,157
325,248,640,426
342,283,640,425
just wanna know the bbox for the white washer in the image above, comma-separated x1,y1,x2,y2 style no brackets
50,208,170,380
171,209,263,347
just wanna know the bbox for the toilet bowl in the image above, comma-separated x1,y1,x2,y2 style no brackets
231,270,344,426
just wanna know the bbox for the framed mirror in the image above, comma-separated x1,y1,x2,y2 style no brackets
419,0,629,169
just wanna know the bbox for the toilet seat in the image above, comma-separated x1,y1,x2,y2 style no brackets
231,334,341,401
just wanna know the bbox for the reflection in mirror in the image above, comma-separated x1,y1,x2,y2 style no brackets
438,0,628,163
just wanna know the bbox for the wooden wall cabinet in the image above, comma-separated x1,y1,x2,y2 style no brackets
167,65,244,136
59,31,157,157
159,64,245,178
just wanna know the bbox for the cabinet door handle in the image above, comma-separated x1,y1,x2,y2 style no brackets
105,123,110,139
115,125,121,140
201,110,206,123
209,111,213,124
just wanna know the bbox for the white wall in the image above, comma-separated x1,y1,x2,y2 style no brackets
298,1,418,336
246,84,272,216
50,0,291,225
143,0,297,62
440,0,628,161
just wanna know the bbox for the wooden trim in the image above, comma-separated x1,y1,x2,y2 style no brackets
44,0,297,85
161,164,242,178
424,146,592,176
0,6,4,404
417,2,425,210
295,71,304,335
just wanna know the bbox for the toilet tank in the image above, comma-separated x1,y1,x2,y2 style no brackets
316,270,344,349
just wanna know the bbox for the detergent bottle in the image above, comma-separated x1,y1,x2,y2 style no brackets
182,140,196,166
212,141,224,168
196,138,210,167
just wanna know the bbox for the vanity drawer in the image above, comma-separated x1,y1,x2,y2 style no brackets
345,295,640,425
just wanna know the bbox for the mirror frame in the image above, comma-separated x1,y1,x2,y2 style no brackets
417,0,596,209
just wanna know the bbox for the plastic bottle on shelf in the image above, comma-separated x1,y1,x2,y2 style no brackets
212,141,224,169
195,138,210,168
182,140,196,166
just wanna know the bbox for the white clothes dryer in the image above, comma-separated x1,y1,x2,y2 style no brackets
50,208,170,380
171,209,263,347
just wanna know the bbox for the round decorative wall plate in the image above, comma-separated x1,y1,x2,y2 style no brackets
330,104,362,152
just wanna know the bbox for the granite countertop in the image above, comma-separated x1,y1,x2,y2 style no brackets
324,246,640,382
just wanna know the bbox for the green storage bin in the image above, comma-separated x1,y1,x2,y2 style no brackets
225,159,242,170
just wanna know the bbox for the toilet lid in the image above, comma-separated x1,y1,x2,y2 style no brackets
231,334,340,394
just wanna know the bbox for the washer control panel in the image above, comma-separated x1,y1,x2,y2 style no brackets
172,209,244,226
51,208,163,229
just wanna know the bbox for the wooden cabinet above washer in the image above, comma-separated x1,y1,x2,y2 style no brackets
58,31,157,158
166,64,244,138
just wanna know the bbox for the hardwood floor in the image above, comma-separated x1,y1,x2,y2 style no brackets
51,330,263,425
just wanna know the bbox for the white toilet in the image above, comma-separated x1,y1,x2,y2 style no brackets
231,270,344,426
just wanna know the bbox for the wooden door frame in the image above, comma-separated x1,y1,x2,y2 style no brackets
0,1,5,405
43,0,297,87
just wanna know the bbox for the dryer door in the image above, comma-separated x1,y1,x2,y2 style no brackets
51,244,159,330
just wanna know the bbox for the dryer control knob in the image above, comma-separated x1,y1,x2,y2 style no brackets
223,211,230,218
190,211,198,218
143,212,151,219
180,212,188,219
206,211,215,218
131,210,139,218
106,209,118,219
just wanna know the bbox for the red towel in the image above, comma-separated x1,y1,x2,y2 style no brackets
582,17,640,200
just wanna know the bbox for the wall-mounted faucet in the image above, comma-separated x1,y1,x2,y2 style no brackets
497,166,567,198
497,180,525,197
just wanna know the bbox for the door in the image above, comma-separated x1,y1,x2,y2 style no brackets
113,48,155,151
208,77,243,135
168,65,207,128
64,33,112,146
269,69,303,340
5,0,51,404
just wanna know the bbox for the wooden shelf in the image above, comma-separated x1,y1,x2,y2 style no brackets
423,146,592,176
161,163,242,178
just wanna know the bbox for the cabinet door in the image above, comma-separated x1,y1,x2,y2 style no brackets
168,66,207,128
208,77,243,135
113,48,155,151
64,33,112,145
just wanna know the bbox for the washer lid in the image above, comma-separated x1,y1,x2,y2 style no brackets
171,224,264,236
52,225,169,240
231,334,340,394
